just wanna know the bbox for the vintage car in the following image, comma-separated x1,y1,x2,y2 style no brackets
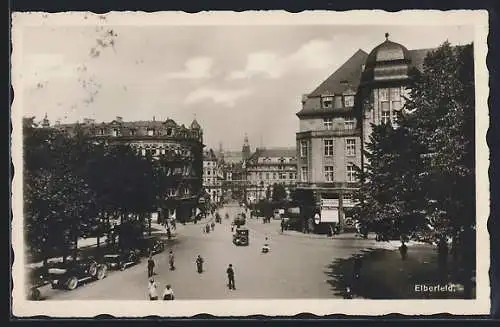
102,248,141,271
47,257,107,290
233,227,249,246
135,236,165,256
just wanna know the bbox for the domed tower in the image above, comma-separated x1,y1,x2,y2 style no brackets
242,133,251,162
361,33,412,145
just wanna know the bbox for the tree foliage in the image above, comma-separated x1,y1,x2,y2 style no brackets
23,120,164,262
271,183,288,202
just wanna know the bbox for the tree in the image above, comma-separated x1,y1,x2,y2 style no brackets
272,183,287,202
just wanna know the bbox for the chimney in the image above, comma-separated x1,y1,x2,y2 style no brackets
116,116,123,123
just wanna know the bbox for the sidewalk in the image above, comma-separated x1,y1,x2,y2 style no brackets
26,217,213,269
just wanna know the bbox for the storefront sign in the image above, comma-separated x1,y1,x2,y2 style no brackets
320,198,339,223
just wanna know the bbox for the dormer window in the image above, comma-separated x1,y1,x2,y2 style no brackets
130,129,136,136
344,95,355,107
322,96,333,108
147,128,154,136
112,128,119,137
166,127,173,136
98,128,105,136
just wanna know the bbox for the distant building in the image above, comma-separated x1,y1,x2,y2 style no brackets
51,116,204,223
203,149,223,204
245,147,297,204
296,33,433,228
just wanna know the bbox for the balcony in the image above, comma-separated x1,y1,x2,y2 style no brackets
296,106,355,118
296,182,359,189
296,129,360,139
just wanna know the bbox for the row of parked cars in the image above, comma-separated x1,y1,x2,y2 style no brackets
28,235,165,300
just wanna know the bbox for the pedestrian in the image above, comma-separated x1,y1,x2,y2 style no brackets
231,223,235,233
211,221,215,231
162,284,175,300
167,226,172,240
148,278,159,301
196,255,204,273
169,250,175,271
206,224,210,234
280,219,285,233
226,264,236,290
147,254,155,278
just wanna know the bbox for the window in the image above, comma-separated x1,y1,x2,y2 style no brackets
300,141,308,157
381,110,391,124
112,129,119,137
343,193,353,203
207,170,211,176
166,128,173,136
301,167,308,182
322,96,333,108
390,87,400,101
379,88,389,101
167,189,176,197
344,95,355,107
324,166,334,182
141,149,146,156
392,100,401,111
324,139,334,157
266,173,269,180
346,139,356,156
273,173,277,179
381,101,390,111
347,165,357,182
147,129,154,136
258,172,262,179
289,172,294,179
344,118,356,130
98,129,105,135
323,118,333,130
155,149,160,156
184,188,190,196
161,149,165,155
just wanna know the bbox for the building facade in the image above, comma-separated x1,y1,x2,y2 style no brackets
296,34,432,229
203,149,223,204
245,147,297,204
53,116,204,223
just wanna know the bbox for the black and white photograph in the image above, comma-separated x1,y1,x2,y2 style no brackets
11,10,490,316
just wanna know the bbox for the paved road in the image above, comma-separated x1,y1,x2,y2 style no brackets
36,203,386,300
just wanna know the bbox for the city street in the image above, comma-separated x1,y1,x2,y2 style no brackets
34,203,390,300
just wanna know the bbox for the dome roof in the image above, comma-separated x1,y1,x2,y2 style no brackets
366,33,411,66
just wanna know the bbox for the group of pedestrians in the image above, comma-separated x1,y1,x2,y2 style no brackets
147,250,176,300
148,278,175,301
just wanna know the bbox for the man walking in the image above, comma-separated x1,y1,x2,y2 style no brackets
148,278,158,300
169,250,175,271
147,254,155,278
226,264,236,290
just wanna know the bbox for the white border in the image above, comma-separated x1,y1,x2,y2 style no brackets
11,10,490,317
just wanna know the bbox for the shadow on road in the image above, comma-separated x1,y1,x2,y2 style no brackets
324,245,474,299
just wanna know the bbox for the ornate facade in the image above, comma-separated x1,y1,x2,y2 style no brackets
203,149,223,204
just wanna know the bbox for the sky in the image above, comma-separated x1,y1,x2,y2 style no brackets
15,19,474,151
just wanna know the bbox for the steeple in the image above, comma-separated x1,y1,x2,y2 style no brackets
41,113,50,128
242,133,251,161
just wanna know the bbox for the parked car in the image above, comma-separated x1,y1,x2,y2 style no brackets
233,214,246,227
102,248,141,271
135,236,165,256
47,257,107,290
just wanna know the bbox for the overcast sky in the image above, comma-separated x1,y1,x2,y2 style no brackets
17,20,474,151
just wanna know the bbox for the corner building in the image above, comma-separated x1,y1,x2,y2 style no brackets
296,34,431,230
53,117,204,223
